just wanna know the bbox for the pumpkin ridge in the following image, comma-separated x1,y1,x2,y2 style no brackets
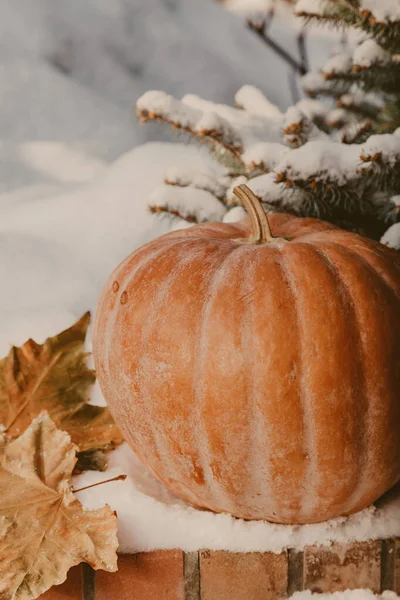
132,238,222,478
132,240,212,481
101,238,192,461
192,244,245,513
275,245,317,519
317,242,397,510
344,243,400,303
236,245,276,516
310,244,368,512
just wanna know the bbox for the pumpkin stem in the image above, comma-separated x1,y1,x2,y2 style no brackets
233,185,274,244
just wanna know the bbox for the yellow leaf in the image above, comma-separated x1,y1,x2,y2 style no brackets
0,313,123,461
0,413,118,600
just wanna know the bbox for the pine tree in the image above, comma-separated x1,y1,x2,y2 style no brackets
136,0,400,247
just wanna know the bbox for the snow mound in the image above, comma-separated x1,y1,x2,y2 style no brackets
73,441,400,553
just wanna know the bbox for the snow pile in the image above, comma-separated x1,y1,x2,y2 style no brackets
73,441,400,553
0,142,220,355
290,592,400,600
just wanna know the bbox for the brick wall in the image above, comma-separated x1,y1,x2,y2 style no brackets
41,539,400,600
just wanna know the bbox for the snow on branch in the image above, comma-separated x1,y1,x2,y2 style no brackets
301,71,349,98
181,93,283,149
353,39,391,68
322,53,353,79
235,85,282,119
164,165,231,201
242,143,290,173
137,91,243,158
274,134,400,185
283,106,329,148
360,0,400,23
295,0,329,18
149,184,227,225
242,134,400,226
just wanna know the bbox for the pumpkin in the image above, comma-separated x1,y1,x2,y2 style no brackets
93,185,400,524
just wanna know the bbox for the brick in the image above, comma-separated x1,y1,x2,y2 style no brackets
395,538,400,594
200,550,288,600
96,550,184,600
381,539,395,592
287,549,304,595
184,552,200,600
40,566,82,599
304,541,381,594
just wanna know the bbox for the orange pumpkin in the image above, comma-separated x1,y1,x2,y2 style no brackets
93,185,400,524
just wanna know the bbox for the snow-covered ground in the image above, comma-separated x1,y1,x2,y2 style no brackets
4,0,393,559
0,0,338,355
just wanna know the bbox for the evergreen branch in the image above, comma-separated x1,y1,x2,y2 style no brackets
137,108,243,160
148,204,199,224
325,63,400,95
164,179,227,204
341,121,373,144
337,97,381,122
298,6,400,53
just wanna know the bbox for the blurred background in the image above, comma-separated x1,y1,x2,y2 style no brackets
0,0,339,350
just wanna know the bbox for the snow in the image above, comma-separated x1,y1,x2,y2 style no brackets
149,184,228,223
289,592,400,600
301,70,331,95
322,53,353,77
381,222,400,250
235,85,283,119
295,98,329,120
73,441,400,553
222,205,247,222
353,40,390,68
242,142,290,170
360,0,400,22
0,0,306,119
223,0,276,14
295,0,328,17
0,141,220,355
248,134,400,189
164,165,230,199
137,91,242,149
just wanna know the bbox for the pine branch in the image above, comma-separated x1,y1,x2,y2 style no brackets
337,95,381,123
341,121,373,144
297,3,400,54
138,107,242,160
149,204,199,224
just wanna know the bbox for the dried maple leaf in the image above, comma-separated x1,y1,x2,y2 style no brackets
0,413,118,600
0,313,123,468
